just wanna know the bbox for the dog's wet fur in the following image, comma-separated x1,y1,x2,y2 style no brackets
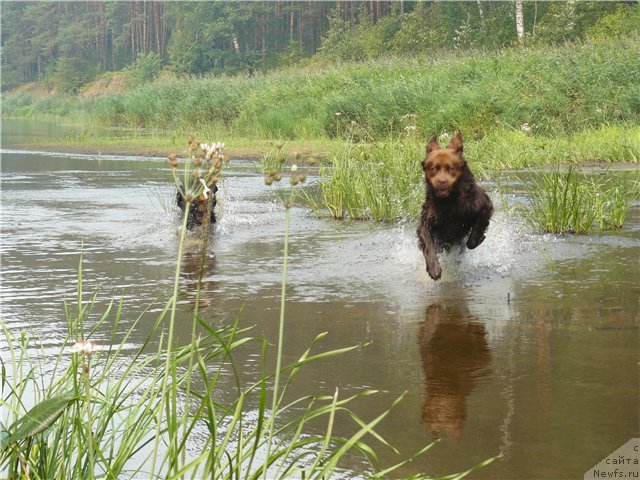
176,183,218,230
417,132,493,280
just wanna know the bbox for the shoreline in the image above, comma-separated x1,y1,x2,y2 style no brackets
2,135,338,161
3,141,337,162
3,118,639,169
5,140,638,171
5,142,172,158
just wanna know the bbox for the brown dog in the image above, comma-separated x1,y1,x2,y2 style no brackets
417,132,493,280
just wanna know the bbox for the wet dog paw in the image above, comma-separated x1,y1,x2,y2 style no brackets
427,262,442,281
466,234,485,250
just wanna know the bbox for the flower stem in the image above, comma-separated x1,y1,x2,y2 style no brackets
83,353,95,480
150,200,190,478
263,205,290,480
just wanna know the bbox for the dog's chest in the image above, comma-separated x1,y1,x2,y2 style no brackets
425,200,475,244
429,201,473,226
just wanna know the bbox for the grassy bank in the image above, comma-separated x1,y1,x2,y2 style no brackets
3,37,638,164
3,125,341,161
4,38,639,143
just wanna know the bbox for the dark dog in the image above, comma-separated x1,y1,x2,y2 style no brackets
417,132,493,280
176,182,218,230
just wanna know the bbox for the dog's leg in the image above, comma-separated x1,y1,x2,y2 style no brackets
417,223,442,280
176,190,185,211
466,200,493,250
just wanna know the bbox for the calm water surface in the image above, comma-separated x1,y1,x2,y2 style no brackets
1,120,638,478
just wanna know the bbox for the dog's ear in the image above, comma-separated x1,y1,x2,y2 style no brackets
426,136,440,155
447,132,463,153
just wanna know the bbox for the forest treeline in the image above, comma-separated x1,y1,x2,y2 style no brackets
2,1,638,93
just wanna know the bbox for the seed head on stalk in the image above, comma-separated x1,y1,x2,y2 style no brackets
260,144,308,209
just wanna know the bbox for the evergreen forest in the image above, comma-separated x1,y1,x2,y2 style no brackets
2,1,638,93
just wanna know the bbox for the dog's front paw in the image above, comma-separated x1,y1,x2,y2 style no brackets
466,234,485,250
427,261,442,281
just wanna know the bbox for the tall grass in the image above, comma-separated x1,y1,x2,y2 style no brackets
522,167,639,234
305,141,423,221
4,38,639,143
88,76,246,130
299,124,638,223
2,149,489,478
119,39,639,139
2,93,80,118
467,125,640,170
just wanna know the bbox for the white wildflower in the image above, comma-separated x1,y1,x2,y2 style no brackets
69,339,100,354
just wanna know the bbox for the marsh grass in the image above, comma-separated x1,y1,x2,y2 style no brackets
147,185,175,215
306,141,423,221
467,125,640,170
299,124,638,223
87,39,638,141
522,167,639,234
599,179,639,230
2,148,488,478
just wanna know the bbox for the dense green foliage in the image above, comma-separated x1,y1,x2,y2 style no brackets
16,38,634,142
2,1,637,92
310,142,424,221
522,167,639,234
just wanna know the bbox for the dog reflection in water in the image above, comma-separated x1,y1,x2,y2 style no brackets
180,247,217,309
418,303,492,441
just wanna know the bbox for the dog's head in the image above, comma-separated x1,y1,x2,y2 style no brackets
422,132,465,199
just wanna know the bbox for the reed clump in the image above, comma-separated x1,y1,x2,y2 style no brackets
304,141,423,222
522,167,639,234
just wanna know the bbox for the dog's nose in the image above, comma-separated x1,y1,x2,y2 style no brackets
438,178,448,186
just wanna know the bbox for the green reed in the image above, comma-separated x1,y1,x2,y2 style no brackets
300,123,638,223
305,141,424,222
2,140,494,478
522,167,638,234
600,179,639,230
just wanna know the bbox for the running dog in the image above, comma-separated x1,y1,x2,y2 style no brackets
417,132,493,280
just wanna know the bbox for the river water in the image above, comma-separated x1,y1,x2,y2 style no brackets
1,119,638,478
